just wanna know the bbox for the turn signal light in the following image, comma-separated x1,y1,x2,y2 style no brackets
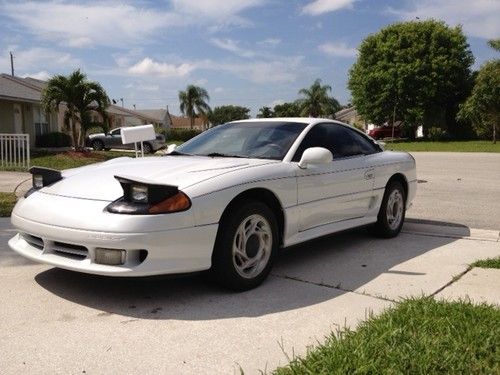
148,192,191,214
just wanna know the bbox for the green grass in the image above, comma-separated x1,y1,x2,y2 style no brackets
385,140,500,152
472,257,500,269
274,298,500,375
0,150,133,171
0,192,17,217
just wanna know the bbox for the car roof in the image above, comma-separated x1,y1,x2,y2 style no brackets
229,117,342,125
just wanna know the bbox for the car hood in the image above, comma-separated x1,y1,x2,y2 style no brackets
41,156,276,201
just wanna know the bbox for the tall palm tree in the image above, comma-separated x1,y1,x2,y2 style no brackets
298,79,336,118
178,85,211,129
41,70,110,148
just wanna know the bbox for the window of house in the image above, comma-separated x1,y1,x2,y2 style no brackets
33,106,50,136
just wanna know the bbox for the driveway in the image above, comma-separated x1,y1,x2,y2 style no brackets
1,152,500,374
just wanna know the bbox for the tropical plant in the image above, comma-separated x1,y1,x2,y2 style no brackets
272,101,301,117
257,106,274,118
41,70,110,148
178,85,211,129
298,79,340,117
207,105,250,126
348,20,474,138
488,39,500,52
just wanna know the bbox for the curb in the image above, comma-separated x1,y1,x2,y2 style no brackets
403,221,500,242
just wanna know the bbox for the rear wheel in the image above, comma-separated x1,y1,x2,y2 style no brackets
211,201,278,291
373,180,406,238
143,142,153,154
91,139,104,151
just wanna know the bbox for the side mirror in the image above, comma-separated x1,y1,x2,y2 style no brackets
298,147,333,169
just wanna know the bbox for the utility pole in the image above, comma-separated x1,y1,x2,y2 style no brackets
120,98,124,107
10,51,14,76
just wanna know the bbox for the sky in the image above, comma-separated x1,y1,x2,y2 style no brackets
0,0,498,116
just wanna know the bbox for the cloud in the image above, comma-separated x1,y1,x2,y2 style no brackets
302,0,357,16
20,71,51,81
210,38,255,57
319,42,357,57
0,46,79,73
389,0,500,39
214,87,224,93
257,38,281,47
128,58,195,78
171,0,265,20
0,1,180,48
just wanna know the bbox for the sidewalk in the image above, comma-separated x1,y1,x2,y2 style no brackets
0,171,30,195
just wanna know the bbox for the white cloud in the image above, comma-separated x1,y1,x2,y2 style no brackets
171,0,265,20
128,58,195,78
319,42,357,57
302,0,357,16
257,38,281,47
389,0,500,39
210,38,255,57
1,1,181,48
214,87,224,93
0,47,79,73
20,71,51,81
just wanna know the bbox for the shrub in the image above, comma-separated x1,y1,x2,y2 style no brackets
427,127,449,141
35,132,72,148
163,128,202,142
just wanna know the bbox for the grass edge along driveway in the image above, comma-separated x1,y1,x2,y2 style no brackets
274,297,500,374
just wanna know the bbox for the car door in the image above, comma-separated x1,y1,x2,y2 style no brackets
108,128,123,148
295,123,377,232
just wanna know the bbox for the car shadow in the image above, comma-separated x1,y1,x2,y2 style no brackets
34,224,461,321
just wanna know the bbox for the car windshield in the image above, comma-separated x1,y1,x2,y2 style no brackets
175,121,307,160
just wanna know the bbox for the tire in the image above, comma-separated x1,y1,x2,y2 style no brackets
91,140,104,151
211,201,278,291
372,180,406,238
143,142,153,154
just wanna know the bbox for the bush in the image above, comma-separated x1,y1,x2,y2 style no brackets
163,128,201,142
35,132,72,148
86,125,105,136
427,127,449,141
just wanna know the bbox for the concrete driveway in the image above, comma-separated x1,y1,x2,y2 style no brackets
1,217,499,374
1,152,500,374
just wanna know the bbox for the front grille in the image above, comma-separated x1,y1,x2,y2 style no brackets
52,241,88,260
22,233,44,250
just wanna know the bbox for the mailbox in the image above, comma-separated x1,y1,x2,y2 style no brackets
120,125,156,157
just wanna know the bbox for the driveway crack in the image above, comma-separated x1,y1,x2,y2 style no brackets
431,266,473,297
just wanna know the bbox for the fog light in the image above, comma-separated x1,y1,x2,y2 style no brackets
95,248,126,265
33,174,44,189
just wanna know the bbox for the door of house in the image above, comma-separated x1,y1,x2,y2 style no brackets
13,103,22,133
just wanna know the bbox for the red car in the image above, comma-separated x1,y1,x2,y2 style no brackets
367,125,401,140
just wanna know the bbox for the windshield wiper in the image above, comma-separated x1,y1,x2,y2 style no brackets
205,152,244,158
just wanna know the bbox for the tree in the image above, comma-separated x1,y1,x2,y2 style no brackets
257,106,274,118
348,20,474,138
178,85,211,129
41,70,110,148
298,79,340,117
273,101,301,117
488,39,500,52
207,105,250,126
457,60,500,143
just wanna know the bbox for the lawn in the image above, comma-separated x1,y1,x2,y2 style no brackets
0,192,17,217
275,298,500,374
472,257,500,269
385,140,500,153
0,150,138,172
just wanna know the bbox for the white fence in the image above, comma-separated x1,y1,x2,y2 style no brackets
0,134,30,169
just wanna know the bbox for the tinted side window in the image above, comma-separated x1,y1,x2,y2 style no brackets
293,123,366,161
347,128,380,154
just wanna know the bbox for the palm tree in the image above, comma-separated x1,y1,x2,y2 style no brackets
178,85,211,129
298,79,337,118
41,70,110,149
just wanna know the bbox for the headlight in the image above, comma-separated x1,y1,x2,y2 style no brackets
106,176,191,215
25,167,63,197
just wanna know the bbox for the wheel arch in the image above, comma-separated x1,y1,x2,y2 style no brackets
218,188,285,247
386,173,408,201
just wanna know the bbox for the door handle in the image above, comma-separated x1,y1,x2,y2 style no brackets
364,169,375,180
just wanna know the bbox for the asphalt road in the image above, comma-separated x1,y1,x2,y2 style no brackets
407,152,500,231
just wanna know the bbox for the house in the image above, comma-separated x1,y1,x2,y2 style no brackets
0,74,59,146
169,113,209,131
135,108,170,130
335,106,368,131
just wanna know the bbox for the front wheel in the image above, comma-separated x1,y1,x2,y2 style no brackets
372,180,406,238
91,140,104,151
211,201,278,291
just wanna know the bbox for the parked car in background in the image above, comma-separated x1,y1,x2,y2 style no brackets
10,118,416,291
367,125,401,140
86,127,166,153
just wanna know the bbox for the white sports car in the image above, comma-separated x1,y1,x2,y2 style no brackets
9,118,416,290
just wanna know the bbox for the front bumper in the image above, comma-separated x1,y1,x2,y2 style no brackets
9,213,218,276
